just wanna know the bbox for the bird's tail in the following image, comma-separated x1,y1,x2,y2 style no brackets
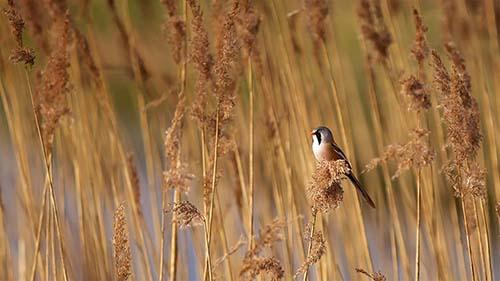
347,173,376,209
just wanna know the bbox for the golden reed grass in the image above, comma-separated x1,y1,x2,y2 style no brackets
1,0,500,281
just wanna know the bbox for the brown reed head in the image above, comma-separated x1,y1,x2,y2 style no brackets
294,231,326,278
357,0,392,62
35,14,71,154
240,218,285,280
168,201,204,228
400,75,431,112
365,128,434,179
113,203,132,281
305,0,329,44
307,160,349,213
431,46,481,164
4,0,35,66
411,8,429,67
356,268,387,281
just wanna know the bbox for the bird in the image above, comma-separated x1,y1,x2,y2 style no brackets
311,126,376,208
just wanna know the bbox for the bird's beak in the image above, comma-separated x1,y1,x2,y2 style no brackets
310,130,315,135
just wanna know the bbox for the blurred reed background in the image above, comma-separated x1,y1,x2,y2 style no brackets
0,0,499,280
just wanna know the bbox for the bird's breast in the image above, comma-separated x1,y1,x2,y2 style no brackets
312,142,335,161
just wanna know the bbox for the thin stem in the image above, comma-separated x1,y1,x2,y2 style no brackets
29,177,48,281
164,2,188,280
473,199,487,281
415,169,421,281
479,199,493,281
204,111,219,281
248,58,255,251
24,69,69,281
302,211,317,281
461,198,476,281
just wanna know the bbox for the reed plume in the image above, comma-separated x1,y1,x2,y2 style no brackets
113,203,132,281
34,14,71,154
294,231,326,278
240,219,285,280
411,9,429,69
161,0,186,64
365,128,434,179
168,201,204,228
357,0,392,62
356,268,387,281
307,160,349,213
4,0,35,66
400,75,431,112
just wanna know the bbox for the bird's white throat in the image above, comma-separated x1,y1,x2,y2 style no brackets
312,135,322,161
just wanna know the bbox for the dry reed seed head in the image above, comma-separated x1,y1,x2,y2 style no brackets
448,65,481,160
294,231,326,278
164,97,186,164
445,42,470,93
74,29,104,89
400,75,431,112
238,1,260,56
240,218,285,280
163,16,186,64
305,0,329,44
163,163,194,193
355,268,387,281
202,154,222,205
365,128,434,179
19,0,50,53
411,8,429,66
161,0,184,65
4,0,36,66
442,161,486,198
188,0,214,127
4,0,24,47
113,203,132,281
9,47,35,66
188,0,213,81
240,256,285,281
357,0,392,62
462,162,487,199
216,133,237,156
430,50,451,97
307,160,348,213
35,14,71,154
161,0,176,17
431,48,481,163
214,0,240,123
168,201,204,228
257,218,285,250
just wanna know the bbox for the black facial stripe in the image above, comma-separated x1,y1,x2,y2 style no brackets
314,132,322,144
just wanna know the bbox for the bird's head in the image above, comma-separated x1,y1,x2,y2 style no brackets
311,126,334,145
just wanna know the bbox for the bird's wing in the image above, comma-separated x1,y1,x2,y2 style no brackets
330,142,351,168
330,142,376,208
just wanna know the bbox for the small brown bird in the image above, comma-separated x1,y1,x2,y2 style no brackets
311,126,376,208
